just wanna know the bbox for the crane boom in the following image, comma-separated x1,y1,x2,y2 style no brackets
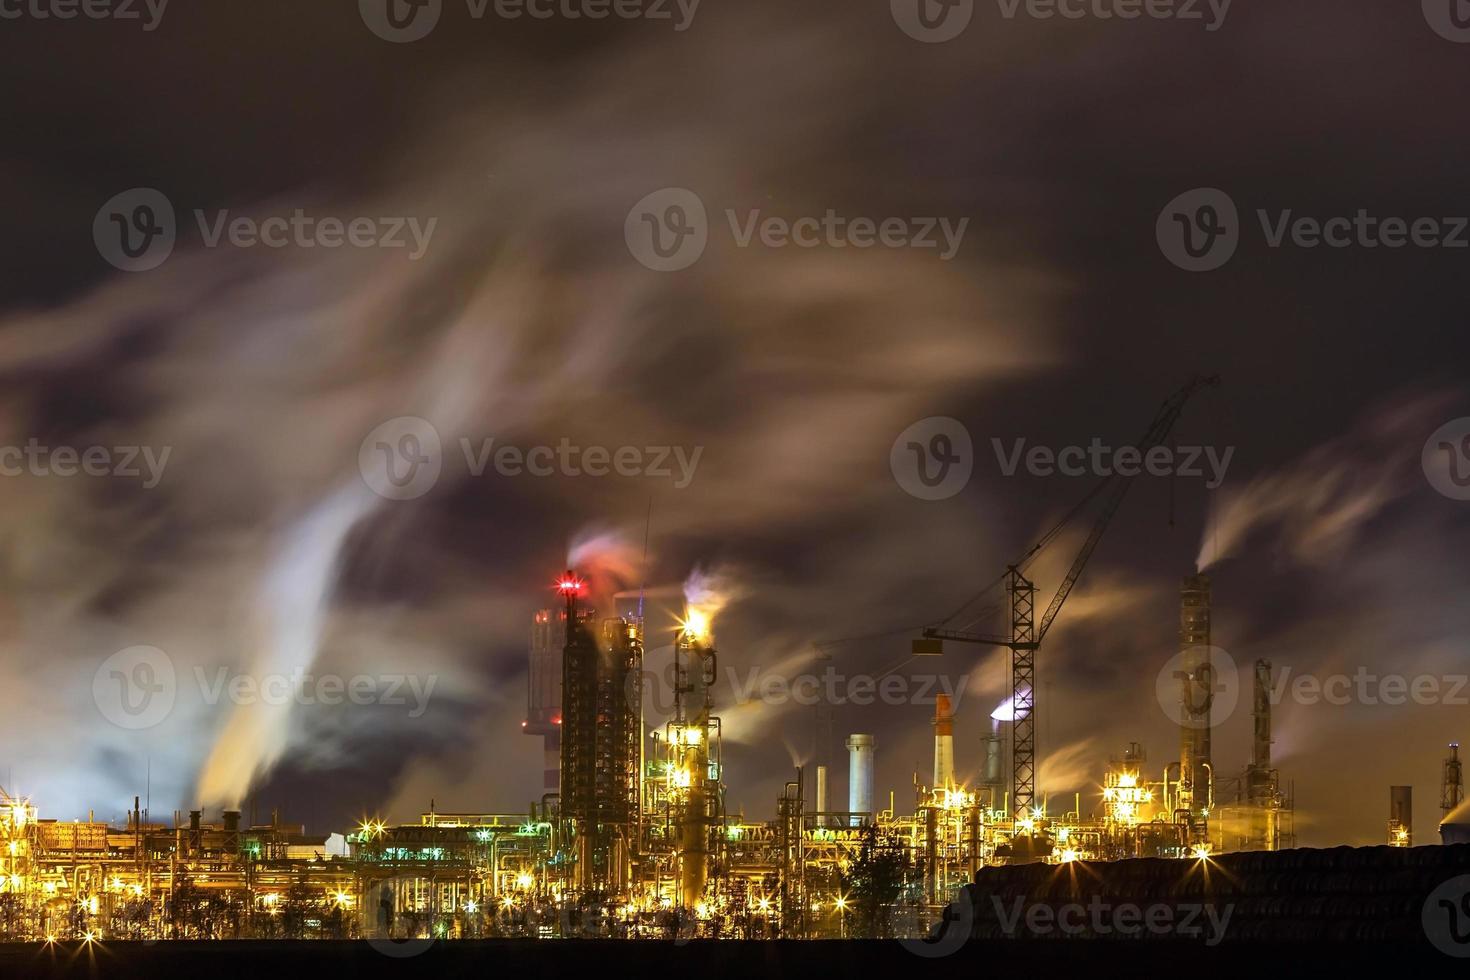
1034,374,1219,643
921,374,1219,820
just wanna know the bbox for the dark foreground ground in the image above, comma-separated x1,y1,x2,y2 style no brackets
1,937,1460,979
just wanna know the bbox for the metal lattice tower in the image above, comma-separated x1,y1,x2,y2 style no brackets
1008,568,1038,818
1444,743,1464,816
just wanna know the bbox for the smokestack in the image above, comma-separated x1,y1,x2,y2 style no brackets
1252,660,1272,770
816,765,828,827
1178,573,1213,816
846,734,875,826
1443,744,1464,817
1390,786,1413,846
985,718,1004,807
933,695,954,790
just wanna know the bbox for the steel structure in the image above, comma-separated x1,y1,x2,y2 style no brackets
922,375,1220,817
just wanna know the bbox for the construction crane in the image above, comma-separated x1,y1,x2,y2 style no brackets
919,375,1219,821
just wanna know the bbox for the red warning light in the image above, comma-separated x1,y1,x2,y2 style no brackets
555,571,585,596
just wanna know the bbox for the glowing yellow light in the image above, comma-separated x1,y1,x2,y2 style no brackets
1061,849,1079,863
1191,844,1213,861
331,890,353,908
834,896,848,911
695,902,710,918
261,893,280,907
757,898,771,911
516,873,534,890
464,900,479,914
500,895,516,909
680,610,711,641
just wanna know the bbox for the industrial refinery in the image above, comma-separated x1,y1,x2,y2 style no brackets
1,380,1464,947
14,553,1459,945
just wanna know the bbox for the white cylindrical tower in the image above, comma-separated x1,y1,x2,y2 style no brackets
816,765,828,827
847,734,875,826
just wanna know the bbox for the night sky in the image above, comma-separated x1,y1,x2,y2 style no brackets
2,1,1469,848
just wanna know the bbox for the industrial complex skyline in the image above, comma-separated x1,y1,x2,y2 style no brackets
2,0,1470,954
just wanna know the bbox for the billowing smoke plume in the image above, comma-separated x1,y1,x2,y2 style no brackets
1197,394,1454,571
195,483,378,808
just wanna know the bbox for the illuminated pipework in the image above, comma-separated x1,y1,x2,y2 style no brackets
666,612,723,909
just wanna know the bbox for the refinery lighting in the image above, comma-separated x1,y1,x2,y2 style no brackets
680,609,711,641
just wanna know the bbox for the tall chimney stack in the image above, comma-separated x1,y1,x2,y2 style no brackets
847,734,875,826
1178,574,1213,817
933,695,955,790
